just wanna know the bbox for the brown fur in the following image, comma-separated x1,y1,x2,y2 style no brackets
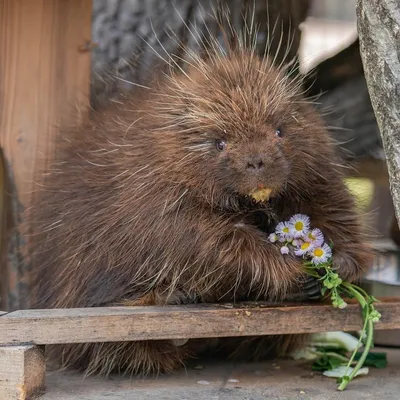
29,18,373,377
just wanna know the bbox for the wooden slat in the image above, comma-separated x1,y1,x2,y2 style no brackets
0,0,92,312
0,300,400,345
0,345,45,400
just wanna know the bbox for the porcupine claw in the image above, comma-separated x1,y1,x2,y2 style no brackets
303,275,322,300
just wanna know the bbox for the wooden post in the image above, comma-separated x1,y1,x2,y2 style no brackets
0,345,46,400
0,0,93,311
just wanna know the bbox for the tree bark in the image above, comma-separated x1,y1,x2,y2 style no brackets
355,1,400,227
91,0,311,107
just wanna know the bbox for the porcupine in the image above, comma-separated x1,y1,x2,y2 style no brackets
29,14,373,377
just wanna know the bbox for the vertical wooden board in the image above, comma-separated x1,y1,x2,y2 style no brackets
0,0,93,311
0,345,46,400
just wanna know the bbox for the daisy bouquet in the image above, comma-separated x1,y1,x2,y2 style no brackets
268,214,382,391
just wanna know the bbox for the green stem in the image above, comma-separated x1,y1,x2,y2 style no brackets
353,285,373,299
305,269,320,279
314,351,353,364
338,319,374,391
337,283,373,391
303,252,380,390
342,282,367,307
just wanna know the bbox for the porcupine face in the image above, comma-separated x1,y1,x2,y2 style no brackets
155,50,332,209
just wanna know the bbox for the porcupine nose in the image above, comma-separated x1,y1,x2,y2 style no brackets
246,155,265,172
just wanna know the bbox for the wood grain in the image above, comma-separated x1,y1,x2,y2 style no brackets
0,300,399,345
0,345,45,400
0,0,92,311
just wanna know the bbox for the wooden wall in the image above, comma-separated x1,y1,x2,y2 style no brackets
0,0,92,311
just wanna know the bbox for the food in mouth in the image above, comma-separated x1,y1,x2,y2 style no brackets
249,187,272,202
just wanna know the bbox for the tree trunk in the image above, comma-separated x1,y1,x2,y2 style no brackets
91,0,311,107
355,1,400,228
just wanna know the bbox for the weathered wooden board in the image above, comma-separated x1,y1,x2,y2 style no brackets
0,300,399,346
0,345,45,400
0,0,92,312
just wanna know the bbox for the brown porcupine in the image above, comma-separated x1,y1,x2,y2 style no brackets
29,14,373,377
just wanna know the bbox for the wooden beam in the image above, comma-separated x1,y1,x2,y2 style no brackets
0,345,45,400
0,0,92,311
0,300,400,346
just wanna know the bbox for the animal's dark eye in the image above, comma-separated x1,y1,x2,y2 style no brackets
215,139,227,152
275,127,283,138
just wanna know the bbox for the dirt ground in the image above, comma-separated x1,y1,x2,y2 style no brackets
42,346,400,400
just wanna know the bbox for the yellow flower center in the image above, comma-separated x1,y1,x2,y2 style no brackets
314,248,324,257
308,233,315,240
295,221,303,231
301,242,310,250
283,227,289,233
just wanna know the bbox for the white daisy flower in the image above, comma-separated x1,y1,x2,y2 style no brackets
268,233,278,243
276,222,292,239
279,234,293,243
310,243,332,265
280,245,290,255
289,214,310,238
294,241,315,256
305,228,324,246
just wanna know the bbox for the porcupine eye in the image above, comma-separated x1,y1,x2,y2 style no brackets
275,127,283,138
215,139,227,152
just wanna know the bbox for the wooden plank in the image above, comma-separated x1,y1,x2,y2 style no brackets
0,345,45,400
0,0,92,311
0,300,400,345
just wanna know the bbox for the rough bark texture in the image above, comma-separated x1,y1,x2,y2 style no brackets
91,0,311,106
356,1,400,226
91,0,225,104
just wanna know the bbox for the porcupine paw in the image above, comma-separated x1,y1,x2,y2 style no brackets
302,275,322,300
283,275,322,302
166,290,199,347
166,290,200,305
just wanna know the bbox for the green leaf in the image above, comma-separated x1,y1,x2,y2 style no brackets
329,357,344,370
315,347,348,356
312,361,328,372
354,352,387,369
369,309,382,323
323,278,334,289
369,295,380,303
311,353,346,372
336,375,349,385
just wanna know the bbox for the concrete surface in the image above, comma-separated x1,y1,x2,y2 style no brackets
42,347,400,399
